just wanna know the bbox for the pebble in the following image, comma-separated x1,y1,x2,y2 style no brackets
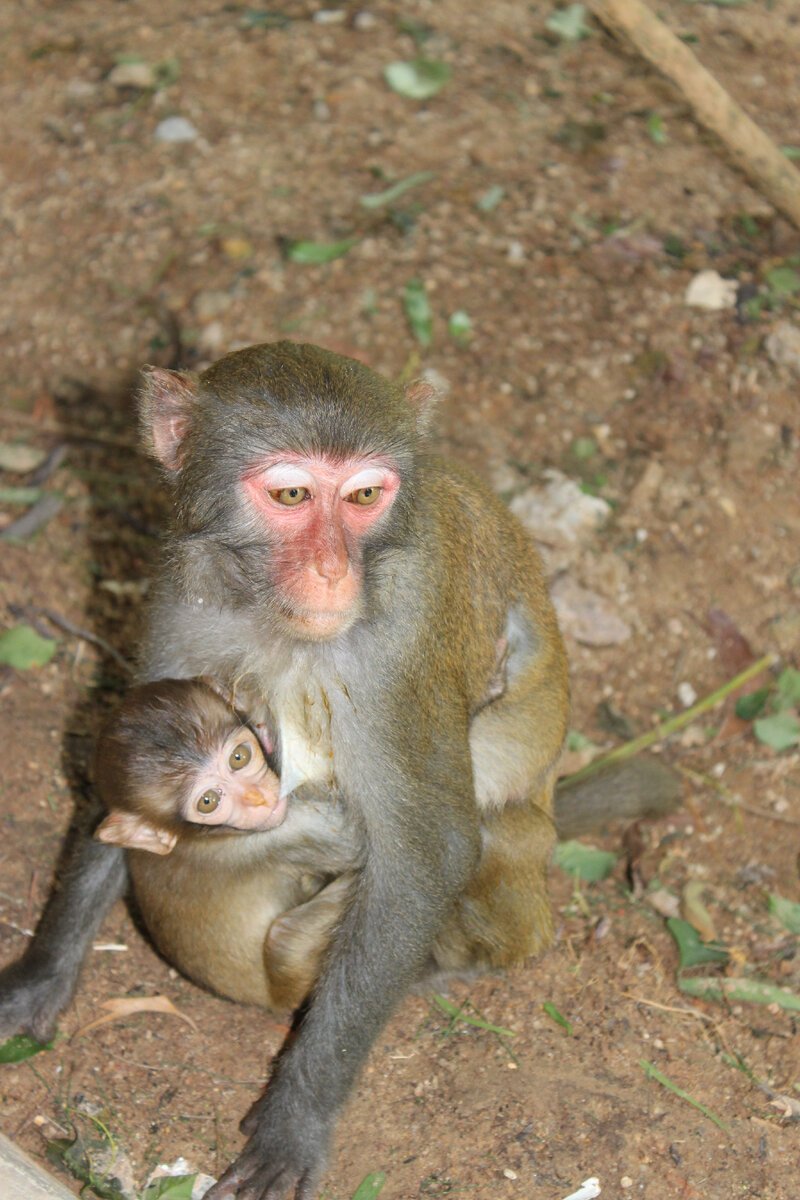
677,681,697,708
313,9,346,23
354,11,378,30
108,61,156,90
154,116,198,143
765,320,800,373
550,575,632,647
684,269,737,310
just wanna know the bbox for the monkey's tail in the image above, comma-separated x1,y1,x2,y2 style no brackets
553,757,683,841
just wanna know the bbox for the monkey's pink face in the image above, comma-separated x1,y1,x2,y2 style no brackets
185,726,287,832
243,453,402,639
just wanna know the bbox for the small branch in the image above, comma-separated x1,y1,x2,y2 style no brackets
588,0,800,231
679,765,800,827
566,653,776,784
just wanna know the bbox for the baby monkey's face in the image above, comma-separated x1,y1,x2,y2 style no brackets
185,725,287,832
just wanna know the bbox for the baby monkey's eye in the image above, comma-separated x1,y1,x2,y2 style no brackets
228,742,252,770
346,486,382,507
197,789,221,813
270,486,308,506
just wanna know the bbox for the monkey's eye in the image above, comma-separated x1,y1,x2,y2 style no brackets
196,789,221,814
228,742,252,771
270,486,309,507
347,486,382,507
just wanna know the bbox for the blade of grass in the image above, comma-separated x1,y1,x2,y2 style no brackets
432,994,514,1037
566,654,776,783
639,1059,729,1131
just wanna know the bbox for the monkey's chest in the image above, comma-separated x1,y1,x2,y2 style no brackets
275,683,336,797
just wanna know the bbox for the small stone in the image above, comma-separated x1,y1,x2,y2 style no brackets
503,1168,518,1180
154,116,198,143
507,240,525,263
765,320,800,373
647,889,680,919
550,576,631,647
108,61,156,89
193,290,232,322
677,681,697,708
354,11,378,30
684,269,737,310
620,1177,633,1189
313,8,346,23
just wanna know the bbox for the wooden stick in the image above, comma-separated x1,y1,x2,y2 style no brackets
588,0,800,231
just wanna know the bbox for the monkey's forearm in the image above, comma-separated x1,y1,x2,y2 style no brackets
207,808,479,1200
0,840,127,1042
553,757,682,840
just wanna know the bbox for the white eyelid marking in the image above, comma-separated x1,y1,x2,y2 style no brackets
262,465,316,493
341,468,389,497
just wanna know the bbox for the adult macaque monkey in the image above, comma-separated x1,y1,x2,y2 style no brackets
92,676,679,1016
0,343,679,1200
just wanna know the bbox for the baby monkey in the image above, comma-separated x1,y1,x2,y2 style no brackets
93,678,348,1011
95,679,287,856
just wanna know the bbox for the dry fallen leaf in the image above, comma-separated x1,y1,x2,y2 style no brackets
71,995,199,1040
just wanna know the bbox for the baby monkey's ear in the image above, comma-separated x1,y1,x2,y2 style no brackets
95,811,178,856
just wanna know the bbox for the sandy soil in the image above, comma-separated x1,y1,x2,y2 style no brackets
1,3,798,1198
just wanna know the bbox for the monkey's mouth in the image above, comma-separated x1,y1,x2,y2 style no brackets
281,603,359,640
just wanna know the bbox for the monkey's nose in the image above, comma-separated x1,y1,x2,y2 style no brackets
243,787,273,809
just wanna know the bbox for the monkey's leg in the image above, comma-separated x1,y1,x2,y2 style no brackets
433,793,556,972
264,873,356,1011
0,840,127,1041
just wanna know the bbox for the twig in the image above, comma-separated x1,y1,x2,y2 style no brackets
565,654,776,784
622,992,713,1023
0,494,62,540
678,764,800,826
588,0,800,231
8,603,132,673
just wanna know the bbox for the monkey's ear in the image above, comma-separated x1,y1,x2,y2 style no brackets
95,811,178,856
404,377,441,437
139,366,198,471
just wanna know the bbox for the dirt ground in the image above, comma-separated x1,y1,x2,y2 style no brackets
1,2,799,1198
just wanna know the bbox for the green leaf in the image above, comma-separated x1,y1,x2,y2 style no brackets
679,975,800,1012
553,840,616,882
351,1173,387,1200
384,59,452,101
666,918,728,968
0,487,45,505
404,279,433,347
734,686,770,720
565,730,598,753
239,9,290,30
753,711,800,751
765,265,800,296
143,1176,198,1200
646,113,667,145
477,185,505,213
0,1033,55,1063
775,666,800,708
0,624,58,669
286,238,359,264
0,442,47,472
359,171,435,210
545,4,592,42
768,892,800,935
781,145,800,161
448,310,472,344
570,436,597,460
542,1000,572,1035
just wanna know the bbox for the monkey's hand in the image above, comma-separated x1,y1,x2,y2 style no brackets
205,1088,330,1200
0,951,75,1043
